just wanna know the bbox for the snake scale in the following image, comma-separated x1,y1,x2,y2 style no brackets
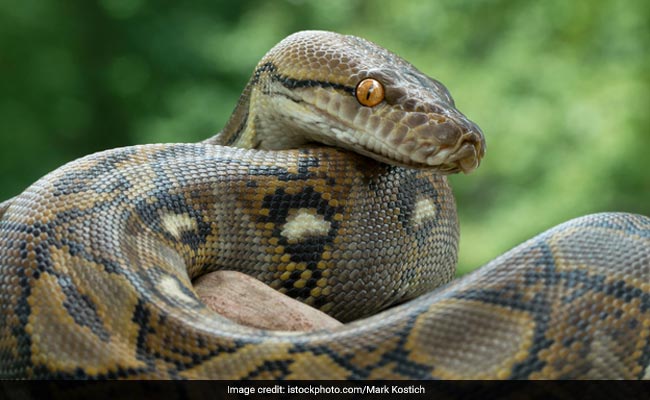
1,30,649,380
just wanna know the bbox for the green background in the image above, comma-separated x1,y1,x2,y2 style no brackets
1,0,648,275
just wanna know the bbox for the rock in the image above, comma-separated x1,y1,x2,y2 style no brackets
193,270,342,331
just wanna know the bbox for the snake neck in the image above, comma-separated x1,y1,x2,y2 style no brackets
205,67,318,151
205,81,261,148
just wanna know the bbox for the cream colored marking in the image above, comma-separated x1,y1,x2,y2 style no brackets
588,336,628,379
160,212,197,239
281,209,331,241
160,276,195,304
413,198,437,225
406,299,535,379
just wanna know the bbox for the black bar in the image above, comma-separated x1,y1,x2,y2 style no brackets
1,380,648,400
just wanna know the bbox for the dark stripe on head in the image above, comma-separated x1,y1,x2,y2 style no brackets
252,62,355,95
275,76,355,95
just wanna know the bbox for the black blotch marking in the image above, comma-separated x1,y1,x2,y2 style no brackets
52,148,136,197
638,330,650,379
247,152,319,182
492,236,650,378
135,192,211,250
258,185,342,300
453,241,558,378
58,275,111,342
147,332,249,374
394,170,441,235
4,219,60,376
288,344,361,378
131,298,158,374
242,359,294,379
368,169,443,255
288,307,433,379
148,143,209,162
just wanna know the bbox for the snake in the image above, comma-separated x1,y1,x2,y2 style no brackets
0,30,649,380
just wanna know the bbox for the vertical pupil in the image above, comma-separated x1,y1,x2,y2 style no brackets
365,85,373,100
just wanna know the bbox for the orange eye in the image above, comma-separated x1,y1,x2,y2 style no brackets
355,78,384,107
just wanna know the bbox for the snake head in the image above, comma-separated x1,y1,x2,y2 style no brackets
223,30,485,174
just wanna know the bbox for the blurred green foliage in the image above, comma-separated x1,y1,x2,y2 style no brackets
1,0,648,275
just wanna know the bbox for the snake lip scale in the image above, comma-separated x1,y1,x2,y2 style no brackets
0,30,649,380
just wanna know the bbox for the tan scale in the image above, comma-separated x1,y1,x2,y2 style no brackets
0,30,649,379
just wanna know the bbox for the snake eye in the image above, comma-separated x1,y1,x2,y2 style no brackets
355,78,384,107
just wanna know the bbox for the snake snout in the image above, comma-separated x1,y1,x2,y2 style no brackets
453,127,485,173
443,117,484,173
404,113,484,173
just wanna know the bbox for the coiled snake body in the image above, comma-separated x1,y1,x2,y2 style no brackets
1,31,649,379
